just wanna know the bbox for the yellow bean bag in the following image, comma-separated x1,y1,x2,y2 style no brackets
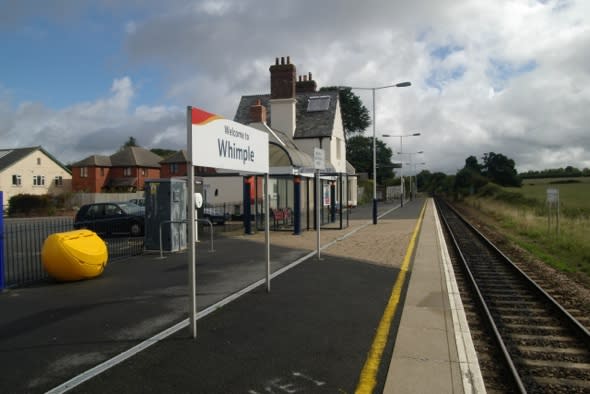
42,230,108,281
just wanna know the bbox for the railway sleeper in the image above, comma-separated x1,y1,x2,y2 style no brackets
533,376,590,391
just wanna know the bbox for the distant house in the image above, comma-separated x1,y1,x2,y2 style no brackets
159,149,216,178
71,146,162,192
0,146,72,207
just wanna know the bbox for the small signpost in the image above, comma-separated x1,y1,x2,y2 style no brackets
314,148,325,260
187,106,269,338
546,188,560,237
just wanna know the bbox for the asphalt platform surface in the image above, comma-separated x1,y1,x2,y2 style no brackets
0,200,425,393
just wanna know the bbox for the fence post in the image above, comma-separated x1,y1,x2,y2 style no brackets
0,191,4,290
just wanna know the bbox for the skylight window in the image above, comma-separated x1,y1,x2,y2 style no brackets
306,96,331,112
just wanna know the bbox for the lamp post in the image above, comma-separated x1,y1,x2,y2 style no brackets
347,82,411,224
397,151,424,200
382,132,420,207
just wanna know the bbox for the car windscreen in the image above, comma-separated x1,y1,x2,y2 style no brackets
118,202,145,215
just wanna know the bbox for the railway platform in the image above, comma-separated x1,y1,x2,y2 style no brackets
1,198,485,393
383,198,484,393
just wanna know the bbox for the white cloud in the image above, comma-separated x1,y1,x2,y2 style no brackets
0,77,184,164
2,0,589,174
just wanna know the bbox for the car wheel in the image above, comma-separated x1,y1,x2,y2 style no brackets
130,223,142,237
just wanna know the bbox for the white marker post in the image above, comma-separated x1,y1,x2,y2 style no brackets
314,148,325,260
187,106,269,338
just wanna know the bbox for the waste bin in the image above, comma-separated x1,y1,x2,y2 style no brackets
41,229,108,281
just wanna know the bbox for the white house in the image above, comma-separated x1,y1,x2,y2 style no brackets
0,146,72,208
231,56,357,232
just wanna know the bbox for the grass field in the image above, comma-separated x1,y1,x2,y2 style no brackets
465,177,590,283
506,177,590,211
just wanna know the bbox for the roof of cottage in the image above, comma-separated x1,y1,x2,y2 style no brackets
233,90,339,139
0,146,71,173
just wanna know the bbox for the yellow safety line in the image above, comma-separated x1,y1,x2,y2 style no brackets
355,200,427,394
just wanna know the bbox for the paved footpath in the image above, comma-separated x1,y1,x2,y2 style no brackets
0,198,483,393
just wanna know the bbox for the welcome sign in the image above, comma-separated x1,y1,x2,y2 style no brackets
189,106,269,173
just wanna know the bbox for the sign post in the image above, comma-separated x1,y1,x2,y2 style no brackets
187,106,269,338
314,148,325,260
547,188,560,237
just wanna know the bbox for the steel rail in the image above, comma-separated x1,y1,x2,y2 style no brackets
435,198,527,393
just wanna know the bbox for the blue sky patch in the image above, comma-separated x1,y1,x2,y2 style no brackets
487,58,538,90
430,45,464,61
426,65,466,91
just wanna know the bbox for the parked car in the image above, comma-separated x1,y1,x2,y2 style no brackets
128,198,145,207
74,202,145,237
202,206,231,225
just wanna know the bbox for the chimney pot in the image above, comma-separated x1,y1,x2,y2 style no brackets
275,57,279,65
309,72,312,80
281,56,285,65
287,56,290,64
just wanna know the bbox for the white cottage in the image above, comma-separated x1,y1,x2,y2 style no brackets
232,56,357,233
0,146,72,209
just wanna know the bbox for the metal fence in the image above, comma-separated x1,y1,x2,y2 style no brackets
2,217,144,289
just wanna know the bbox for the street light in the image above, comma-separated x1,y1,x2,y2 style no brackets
382,133,421,206
397,151,424,200
347,82,411,224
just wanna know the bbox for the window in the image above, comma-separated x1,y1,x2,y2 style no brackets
37,157,41,165
170,163,178,174
306,96,331,112
12,174,21,186
33,175,45,186
124,167,132,176
100,168,105,176
141,169,146,176
80,167,88,178
54,176,63,186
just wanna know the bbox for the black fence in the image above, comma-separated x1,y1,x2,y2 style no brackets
2,217,144,289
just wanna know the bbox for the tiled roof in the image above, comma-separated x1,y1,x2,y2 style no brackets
0,147,38,171
160,149,188,164
233,90,339,139
72,155,111,167
73,147,163,168
110,147,163,168
0,146,71,173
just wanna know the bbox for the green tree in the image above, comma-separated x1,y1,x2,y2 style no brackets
482,152,521,187
346,135,393,184
120,136,139,151
464,155,482,174
320,86,370,137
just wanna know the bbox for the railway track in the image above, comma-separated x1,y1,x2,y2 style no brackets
435,198,590,393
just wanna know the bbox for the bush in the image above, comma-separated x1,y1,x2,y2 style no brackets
8,194,56,217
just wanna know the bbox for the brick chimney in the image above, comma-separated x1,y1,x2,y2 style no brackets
269,56,297,136
249,99,267,124
269,56,296,99
296,72,317,93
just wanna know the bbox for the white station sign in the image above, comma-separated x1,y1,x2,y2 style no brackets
190,106,269,173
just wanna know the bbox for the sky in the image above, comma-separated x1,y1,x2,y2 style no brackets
0,0,588,175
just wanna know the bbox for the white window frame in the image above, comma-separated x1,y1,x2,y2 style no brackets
12,174,22,186
54,176,63,186
33,175,45,186
124,167,132,176
80,167,88,178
